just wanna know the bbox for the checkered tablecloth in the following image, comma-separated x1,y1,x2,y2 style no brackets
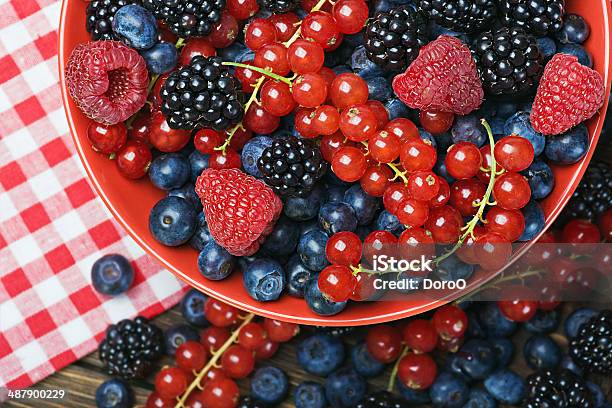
0,0,186,389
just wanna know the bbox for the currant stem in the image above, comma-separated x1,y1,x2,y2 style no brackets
283,0,330,46
222,62,293,85
387,345,409,392
453,268,544,304
174,313,255,408
434,119,498,264
360,141,408,184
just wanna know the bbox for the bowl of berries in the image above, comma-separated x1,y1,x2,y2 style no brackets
60,0,611,325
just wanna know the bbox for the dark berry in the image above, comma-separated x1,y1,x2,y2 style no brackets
497,0,565,36
561,161,612,223
143,0,225,38
91,254,134,296
419,0,497,33
569,309,612,374
86,0,141,41
524,369,595,407
95,378,133,408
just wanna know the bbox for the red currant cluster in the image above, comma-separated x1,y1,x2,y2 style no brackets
145,299,297,408
365,305,468,391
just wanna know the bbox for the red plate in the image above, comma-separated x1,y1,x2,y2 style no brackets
59,0,612,326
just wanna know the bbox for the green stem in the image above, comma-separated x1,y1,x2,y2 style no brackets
360,141,408,184
434,119,498,264
222,61,292,85
387,346,409,392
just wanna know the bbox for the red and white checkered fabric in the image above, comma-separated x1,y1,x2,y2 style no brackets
0,0,186,389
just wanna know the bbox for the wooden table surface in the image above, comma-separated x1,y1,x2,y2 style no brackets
4,135,612,408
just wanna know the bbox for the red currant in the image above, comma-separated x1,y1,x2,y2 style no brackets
263,319,299,342
397,352,437,390
430,177,450,208
339,104,378,142
179,39,216,67
455,225,485,265
244,104,280,134
302,11,342,49
116,140,152,179
424,205,462,244
237,322,267,350
407,171,440,201
318,264,357,302
235,60,263,91
363,230,397,260
329,73,368,109
485,207,525,242
146,392,174,408
332,0,369,34
383,183,411,214
245,19,277,51
209,149,241,170
436,335,464,353
477,145,494,183
204,299,238,327
87,122,127,154
385,118,419,143
287,39,325,74
332,146,368,182
365,325,402,363
402,319,437,354
294,107,319,138
260,80,296,116
350,272,378,301
360,165,393,197
194,128,222,154
368,130,401,163
221,345,255,378
494,135,534,172
254,339,279,360
129,110,152,143
432,305,468,340
149,111,191,152
226,0,259,20
395,198,429,228
312,104,340,135
474,231,512,271
493,172,531,210
366,100,390,129
155,367,188,399
201,378,239,408
201,326,231,353
269,12,299,42
400,140,437,172
254,43,290,76
292,73,328,107
419,111,454,135
319,132,345,161
207,11,239,48
449,178,486,216
176,341,208,372
326,231,363,266
228,127,252,150
498,287,538,322
445,142,482,180
599,208,612,241
561,219,601,244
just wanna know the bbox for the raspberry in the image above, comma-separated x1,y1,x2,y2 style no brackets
195,168,283,256
392,35,483,115
530,54,606,135
65,41,149,125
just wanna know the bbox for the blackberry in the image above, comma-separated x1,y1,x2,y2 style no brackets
316,326,355,337
98,316,163,380
86,0,140,40
237,396,266,408
418,0,497,33
524,369,595,407
260,0,299,14
142,0,225,38
356,391,405,408
364,5,429,72
569,310,612,375
561,162,612,222
161,56,244,131
257,137,327,198
472,27,544,98
497,0,565,37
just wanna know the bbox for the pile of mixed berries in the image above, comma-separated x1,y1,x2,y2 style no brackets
66,0,608,316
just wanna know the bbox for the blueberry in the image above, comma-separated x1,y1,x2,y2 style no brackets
300,219,321,235
251,366,289,405
366,76,393,101
149,196,197,246
429,21,470,43
91,254,134,296
355,225,372,240
489,338,514,368
489,117,505,138
243,258,286,301
261,216,300,257
286,254,315,298
351,341,385,378
350,46,384,79
483,369,525,405
326,185,348,203
396,379,431,404
112,4,157,50
385,98,411,120
556,13,590,44
586,381,606,407
332,64,352,75
343,185,380,225
477,302,517,338
325,368,366,408
525,309,559,334
465,310,485,339
493,101,519,120
434,154,455,184
297,333,345,376
140,41,177,74
418,128,437,148
564,307,598,338
319,202,358,234
219,42,252,63
374,210,404,235
446,339,496,381
435,131,454,151
344,32,364,47
198,240,235,280
451,114,487,147
519,200,545,241
434,254,474,282
325,170,351,186
523,334,561,370
241,136,273,177
463,389,497,408
95,378,133,408
504,112,546,156
521,159,555,200
429,372,469,408
559,43,593,67
164,324,199,356
305,276,347,316
560,355,584,376
544,124,589,164
285,184,326,221
189,212,212,250
180,288,208,327
188,151,209,182
295,381,327,408
149,154,190,190
325,41,354,69
168,182,202,212
536,36,557,60
297,229,330,271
